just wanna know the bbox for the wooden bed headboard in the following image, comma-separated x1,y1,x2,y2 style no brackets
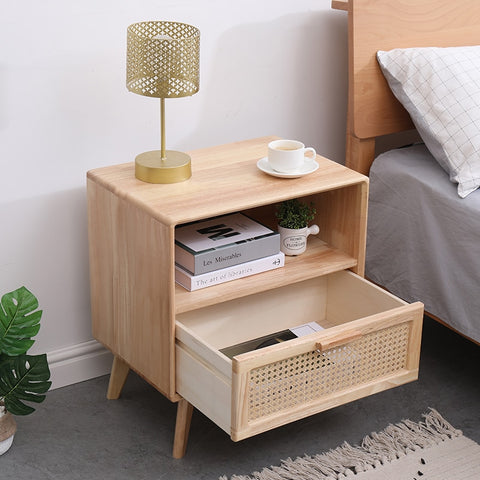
333,0,480,174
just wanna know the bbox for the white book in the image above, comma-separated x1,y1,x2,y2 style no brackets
175,252,285,291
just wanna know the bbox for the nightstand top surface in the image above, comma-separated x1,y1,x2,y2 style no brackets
87,136,367,225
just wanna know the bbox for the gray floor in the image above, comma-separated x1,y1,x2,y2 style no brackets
3,316,479,480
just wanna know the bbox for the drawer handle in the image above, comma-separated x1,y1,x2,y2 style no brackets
316,330,363,352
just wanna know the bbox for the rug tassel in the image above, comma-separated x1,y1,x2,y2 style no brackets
219,409,463,480
422,408,462,439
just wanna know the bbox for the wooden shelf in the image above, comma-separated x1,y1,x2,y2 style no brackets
175,237,357,314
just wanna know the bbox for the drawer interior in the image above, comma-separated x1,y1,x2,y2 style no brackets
176,270,405,354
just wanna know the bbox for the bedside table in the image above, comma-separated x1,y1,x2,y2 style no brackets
87,136,423,458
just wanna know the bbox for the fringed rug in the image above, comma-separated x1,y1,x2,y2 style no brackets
220,409,480,480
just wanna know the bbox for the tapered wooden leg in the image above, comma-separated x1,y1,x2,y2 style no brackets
107,355,130,400
172,398,194,459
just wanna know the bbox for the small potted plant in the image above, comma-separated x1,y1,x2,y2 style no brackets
275,199,319,255
0,286,51,455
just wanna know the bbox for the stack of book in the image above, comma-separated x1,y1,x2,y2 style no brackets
175,212,284,291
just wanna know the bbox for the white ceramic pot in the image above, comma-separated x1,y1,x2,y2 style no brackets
278,224,319,256
0,411,16,456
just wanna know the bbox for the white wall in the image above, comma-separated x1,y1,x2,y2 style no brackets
0,0,348,389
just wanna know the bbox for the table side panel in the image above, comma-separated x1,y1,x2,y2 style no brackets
87,179,116,349
317,181,368,276
87,178,176,399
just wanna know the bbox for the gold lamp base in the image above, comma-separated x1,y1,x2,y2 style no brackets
135,150,192,184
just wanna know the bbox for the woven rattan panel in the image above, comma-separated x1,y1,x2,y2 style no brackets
248,323,410,421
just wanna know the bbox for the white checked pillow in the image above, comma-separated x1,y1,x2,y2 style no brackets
377,46,480,198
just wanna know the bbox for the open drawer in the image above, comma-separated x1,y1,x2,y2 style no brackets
175,270,423,441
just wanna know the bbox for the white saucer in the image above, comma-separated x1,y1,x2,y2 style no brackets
256,157,319,178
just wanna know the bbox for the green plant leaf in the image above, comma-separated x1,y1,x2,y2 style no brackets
276,199,316,229
0,287,42,356
0,354,51,415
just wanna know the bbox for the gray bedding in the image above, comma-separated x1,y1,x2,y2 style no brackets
366,143,480,343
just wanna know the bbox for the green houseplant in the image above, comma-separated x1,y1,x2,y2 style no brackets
275,199,319,256
276,198,316,229
0,286,51,454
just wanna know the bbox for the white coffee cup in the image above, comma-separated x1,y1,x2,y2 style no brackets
267,139,316,173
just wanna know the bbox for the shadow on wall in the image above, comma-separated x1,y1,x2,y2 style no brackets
0,187,92,355
176,10,348,163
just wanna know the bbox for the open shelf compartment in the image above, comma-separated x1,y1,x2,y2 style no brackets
175,184,366,314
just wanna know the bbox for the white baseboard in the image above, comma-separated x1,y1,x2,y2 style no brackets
47,340,113,390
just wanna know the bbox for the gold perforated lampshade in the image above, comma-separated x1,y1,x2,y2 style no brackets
127,21,200,98
126,21,200,183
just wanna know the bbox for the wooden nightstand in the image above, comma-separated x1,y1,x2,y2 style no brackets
87,136,423,458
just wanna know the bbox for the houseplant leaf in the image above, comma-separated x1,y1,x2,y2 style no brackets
0,354,51,415
276,199,316,229
0,287,42,356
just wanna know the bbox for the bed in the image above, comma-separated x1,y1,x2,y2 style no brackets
332,0,480,344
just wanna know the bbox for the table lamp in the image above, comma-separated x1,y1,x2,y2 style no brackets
127,21,200,183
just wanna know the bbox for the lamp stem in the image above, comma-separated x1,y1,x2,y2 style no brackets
160,97,166,161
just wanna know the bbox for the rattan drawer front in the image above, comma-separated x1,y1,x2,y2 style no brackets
246,322,409,421
175,271,423,441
